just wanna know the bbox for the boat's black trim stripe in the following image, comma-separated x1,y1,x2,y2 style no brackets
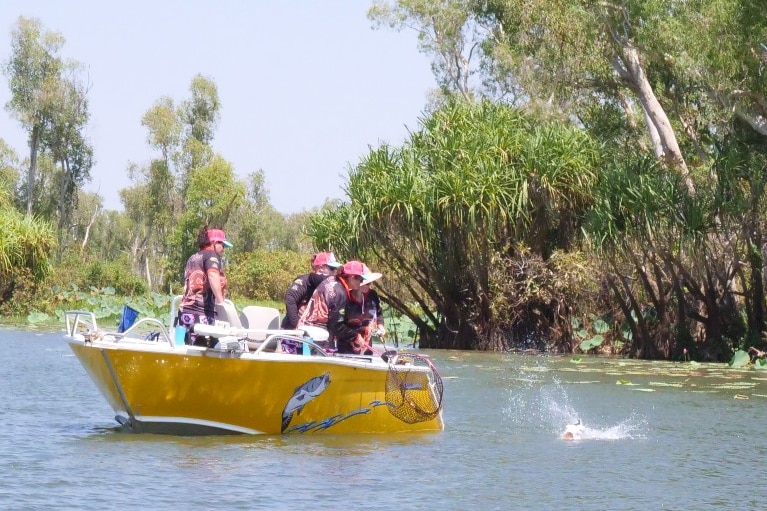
100,349,137,426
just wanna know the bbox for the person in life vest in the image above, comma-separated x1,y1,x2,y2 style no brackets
177,226,232,346
301,260,372,354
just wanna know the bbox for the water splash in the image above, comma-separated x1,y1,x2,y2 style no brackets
562,416,645,441
504,363,646,441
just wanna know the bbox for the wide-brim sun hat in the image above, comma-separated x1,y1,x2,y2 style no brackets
362,272,383,285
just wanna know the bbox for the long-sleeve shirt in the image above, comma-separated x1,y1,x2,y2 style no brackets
281,272,328,329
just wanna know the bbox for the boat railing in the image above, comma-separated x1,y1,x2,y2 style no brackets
193,323,332,357
65,310,172,346
65,310,99,338
250,333,330,357
121,318,173,347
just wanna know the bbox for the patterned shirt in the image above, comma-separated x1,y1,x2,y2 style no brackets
180,248,222,317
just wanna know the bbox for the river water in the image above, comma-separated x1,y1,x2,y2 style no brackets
2,327,766,510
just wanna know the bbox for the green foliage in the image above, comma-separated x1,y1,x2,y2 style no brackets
47,285,173,327
47,253,147,296
728,350,751,368
27,310,50,324
226,249,310,304
309,99,600,349
0,207,56,310
0,207,56,278
0,139,20,208
80,259,148,295
573,314,617,353
383,310,419,344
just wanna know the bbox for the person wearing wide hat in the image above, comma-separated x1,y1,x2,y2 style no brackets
359,264,385,339
301,260,373,354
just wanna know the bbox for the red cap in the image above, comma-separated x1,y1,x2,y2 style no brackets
341,260,367,277
207,229,232,248
313,251,341,268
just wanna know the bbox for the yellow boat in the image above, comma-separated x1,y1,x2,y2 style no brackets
63,303,444,435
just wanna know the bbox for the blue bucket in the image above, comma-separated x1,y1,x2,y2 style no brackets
117,305,139,333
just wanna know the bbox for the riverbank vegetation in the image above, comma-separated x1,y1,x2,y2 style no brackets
2,3,766,361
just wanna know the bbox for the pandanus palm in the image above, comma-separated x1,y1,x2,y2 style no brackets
0,207,55,303
311,100,599,350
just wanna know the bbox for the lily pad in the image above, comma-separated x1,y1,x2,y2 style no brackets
728,350,750,368
579,335,604,351
593,319,609,334
27,311,50,324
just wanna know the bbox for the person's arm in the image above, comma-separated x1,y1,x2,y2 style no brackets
283,278,306,328
374,294,385,332
328,294,364,347
207,269,225,304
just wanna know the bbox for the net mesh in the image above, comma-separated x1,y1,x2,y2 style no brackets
385,353,444,424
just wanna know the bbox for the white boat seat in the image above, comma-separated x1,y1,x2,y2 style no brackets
239,306,280,341
169,295,183,330
215,300,243,329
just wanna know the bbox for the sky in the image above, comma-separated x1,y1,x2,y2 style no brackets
0,1,435,214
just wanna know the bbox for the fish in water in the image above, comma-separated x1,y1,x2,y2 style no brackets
281,372,331,432
562,420,586,440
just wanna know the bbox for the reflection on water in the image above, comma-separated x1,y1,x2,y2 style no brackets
3,329,767,510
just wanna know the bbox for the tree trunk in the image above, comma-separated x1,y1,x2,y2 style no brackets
613,42,696,195
81,204,100,252
26,126,40,217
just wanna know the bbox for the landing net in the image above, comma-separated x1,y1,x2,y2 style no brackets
385,353,444,424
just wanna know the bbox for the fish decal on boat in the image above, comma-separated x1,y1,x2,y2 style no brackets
281,372,331,432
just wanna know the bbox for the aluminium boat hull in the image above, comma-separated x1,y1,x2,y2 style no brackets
66,337,444,435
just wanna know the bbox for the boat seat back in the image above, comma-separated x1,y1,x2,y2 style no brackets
240,306,280,341
215,300,243,329
169,295,183,330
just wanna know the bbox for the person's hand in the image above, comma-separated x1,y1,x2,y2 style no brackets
377,325,386,338
352,333,370,353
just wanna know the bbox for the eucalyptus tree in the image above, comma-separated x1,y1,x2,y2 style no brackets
177,74,220,190
167,155,245,291
368,0,767,356
369,0,489,101
227,169,289,251
42,69,94,243
310,100,599,350
474,1,767,359
135,97,183,286
123,75,222,290
4,16,65,216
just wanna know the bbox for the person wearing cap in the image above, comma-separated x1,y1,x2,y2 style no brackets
280,251,341,330
177,226,232,345
359,264,385,339
301,260,373,354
